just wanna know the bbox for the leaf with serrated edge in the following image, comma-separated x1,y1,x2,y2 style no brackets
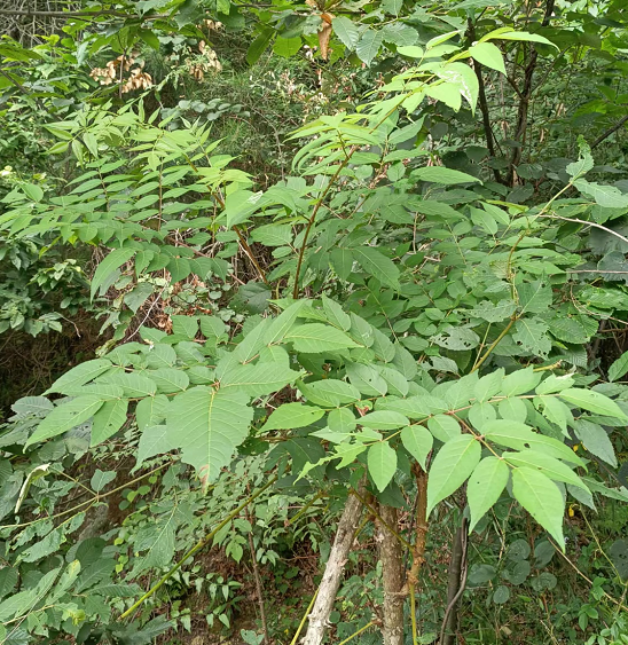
467,457,509,532
166,387,253,485
512,467,565,548
427,435,481,515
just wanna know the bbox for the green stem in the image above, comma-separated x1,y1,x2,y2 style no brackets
290,588,319,645
337,621,376,645
119,475,277,620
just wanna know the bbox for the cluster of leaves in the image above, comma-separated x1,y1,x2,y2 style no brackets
2,0,628,644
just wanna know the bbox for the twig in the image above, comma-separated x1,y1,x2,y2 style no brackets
119,475,277,620
592,115,628,149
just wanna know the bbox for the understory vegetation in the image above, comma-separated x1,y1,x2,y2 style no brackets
2,1,628,644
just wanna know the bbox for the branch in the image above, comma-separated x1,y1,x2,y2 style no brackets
508,0,556,185
468,19,503,184
592,114,628,149
119,475,278,620
0,9,130,19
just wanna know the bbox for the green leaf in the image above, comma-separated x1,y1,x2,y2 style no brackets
262,403,325,431
90,469,116,492
427,435,481,515
148,368,190,394
608,351,628,382
322,295,351,331
346,363,388,396
166,387,253,484
136,394,169,432
361,410,409,430
171,315,198,339
469,42,506,74
225,189,264,227
27,396,104,446
486,30,558,49
91,399,128,445
220,362,300,397
558,388,627,419
112,373,157,398
501,368,541,396
274,36,301,58
474,369,504,403
264,300,307,345
136,425,176,468
247,27,273,65
285,324,359,353
573,420,617,467
397,45,424,58
368,442,397,492
353,247,400,289
401,425,433,470
467,457,509,532
483,420,584,466
298,379,361,407
427,415,460,441
513,318,551,357
91,248,135,300
512,467,565,547
333,16,360,50
412,167,481,185
574,179,628,209
356,29,383,65
504,450,588,490
46,359,112,394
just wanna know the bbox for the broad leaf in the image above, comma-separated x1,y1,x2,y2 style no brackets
368,442,397,492
401,425,433,470
166,387,253,484
558,388,627,419
427,434,481,515
262,403,325,431
512,467,565,547
467,457,509,532
286,324,359,353
27,396,104,446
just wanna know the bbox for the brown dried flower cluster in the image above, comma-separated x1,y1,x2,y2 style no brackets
189,41,222,81
90,55,153,93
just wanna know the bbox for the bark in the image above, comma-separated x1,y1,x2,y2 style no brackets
302,482,365,645
378,504,405,645
507,0,556,185
441,520,469,645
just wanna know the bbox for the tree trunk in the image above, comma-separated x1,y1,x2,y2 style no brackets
441,521,468,645
302,482,365,645
378,504,405,645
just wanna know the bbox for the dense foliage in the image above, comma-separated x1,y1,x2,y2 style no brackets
1,1,628,645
